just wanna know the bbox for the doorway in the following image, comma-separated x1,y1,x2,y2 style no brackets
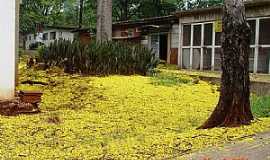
159,34,168,61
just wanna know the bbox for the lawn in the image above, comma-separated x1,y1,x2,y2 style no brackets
159,63,270,83
0,61,269,159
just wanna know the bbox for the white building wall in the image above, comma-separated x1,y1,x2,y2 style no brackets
171,24,179,49
25,29,74,49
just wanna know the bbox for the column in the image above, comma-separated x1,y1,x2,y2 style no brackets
254,18,259,73
178,19,183,68
0,0,19,100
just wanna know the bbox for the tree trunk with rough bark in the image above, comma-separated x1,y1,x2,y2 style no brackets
96,0,112,42
199,0,254,129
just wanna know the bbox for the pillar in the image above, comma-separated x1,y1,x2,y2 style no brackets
0,0,19,100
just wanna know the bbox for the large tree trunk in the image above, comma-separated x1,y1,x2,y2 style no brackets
199,0,253,129
96,0,112,42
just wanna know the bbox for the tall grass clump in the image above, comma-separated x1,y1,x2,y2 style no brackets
38,40,159,75
251,96,270,118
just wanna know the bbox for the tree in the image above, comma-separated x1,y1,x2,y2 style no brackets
20,0,65,33
199,0,253,129
78,0,84,28
96,0,112,41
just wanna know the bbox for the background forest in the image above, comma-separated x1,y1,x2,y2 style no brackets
20,0,223,34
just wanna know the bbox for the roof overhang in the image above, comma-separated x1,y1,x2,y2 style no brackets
113,15,178,29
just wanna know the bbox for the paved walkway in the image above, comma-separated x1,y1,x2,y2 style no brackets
185,131,270,160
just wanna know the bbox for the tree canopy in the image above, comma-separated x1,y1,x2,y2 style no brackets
20,0,224,34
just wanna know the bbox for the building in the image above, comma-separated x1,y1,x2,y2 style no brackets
25,26,76,49
71,28,94,45
176,0,270,74
112,15,180,64
112,1,270,74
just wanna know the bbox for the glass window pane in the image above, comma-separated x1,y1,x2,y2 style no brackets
258,48,270,73
248,20,256,45
183,25,191,46
249,48,254,72
193,25,201,46
182,49,190,69
43,33,48,40
259,19,270,45
192,49,201,70
203,48,212,70
215,32,222,46
214,48,221,71
204,23,213,46
50,32,56,40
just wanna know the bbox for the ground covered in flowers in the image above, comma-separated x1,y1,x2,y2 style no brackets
0,61,269,159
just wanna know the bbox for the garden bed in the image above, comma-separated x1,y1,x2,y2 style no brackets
0,62,269,159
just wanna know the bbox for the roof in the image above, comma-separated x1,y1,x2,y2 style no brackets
175,0,270,17
44,25,78,30
113,15,178,28
71,28,95,34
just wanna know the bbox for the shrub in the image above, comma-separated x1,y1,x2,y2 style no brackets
251,96,270,118
150,70,193,86
38,40,159,75
29,42,44,50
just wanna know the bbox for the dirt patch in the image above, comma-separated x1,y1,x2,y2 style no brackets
186,131,270,160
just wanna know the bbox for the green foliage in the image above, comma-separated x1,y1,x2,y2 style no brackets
177,0,223,10
20,0,224,34
151,70,193,86
38,40,159,75
20,0,66,33
252,96,270,118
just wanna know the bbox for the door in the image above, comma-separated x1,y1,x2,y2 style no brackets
159,34,168,61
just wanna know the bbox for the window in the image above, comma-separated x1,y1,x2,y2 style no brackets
214,48,221,71
183,25,191,46
28,35,31,41
182,49,190,69
249,48,255,72
204,23,213,46
193,25,201,46
259,19,270,45
203,48,212,70
258,48,270,73
192,48,201,69
43,33,48,40
50,32,56,40
248,20,256,45
215,32,222,46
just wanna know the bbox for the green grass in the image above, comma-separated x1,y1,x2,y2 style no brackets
252,96,270,118
158,64,270,83
150,70,193,86
0,62,269,159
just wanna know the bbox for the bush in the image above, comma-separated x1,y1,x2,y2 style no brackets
150,70,193,86
251,96,270,118
38,40,159,75
29,42,44,50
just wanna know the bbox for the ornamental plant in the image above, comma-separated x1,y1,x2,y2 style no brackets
38,40,159,75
